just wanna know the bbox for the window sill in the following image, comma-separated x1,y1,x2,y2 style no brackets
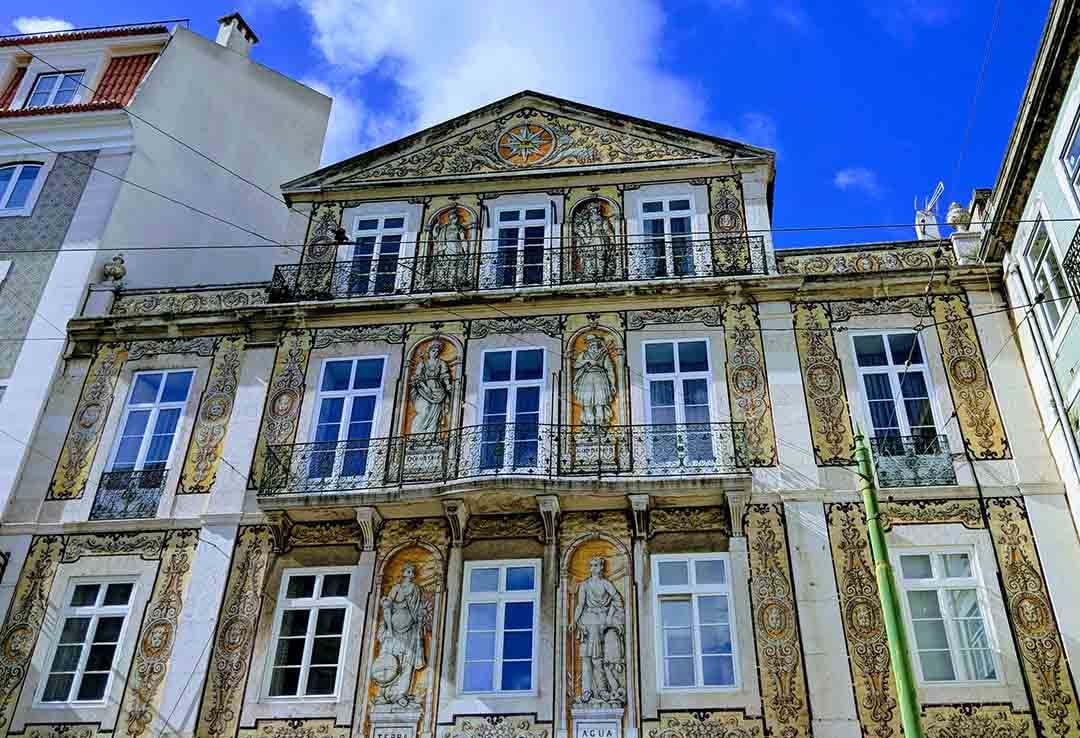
457,690,539,699
0,207,31,218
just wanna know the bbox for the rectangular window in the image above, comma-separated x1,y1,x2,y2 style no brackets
898,550,998,683
40,580,135,703
479,348,544,470
309,357,386,479
1023,221,1072,334
267,569,352,699
349,215,406,296
25,71,84,108
108,369,194,471
1062,113,1080,199
0,163,42,210
640,197,695,278
852,332,940,452
643,339,714,464
460,560,540,694
653,554,736,689
494,206,547,287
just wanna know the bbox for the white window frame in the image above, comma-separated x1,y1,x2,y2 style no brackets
24,70,85,108
641,337,718,425
634,189,707,278
894,546,1003,686
1061,107,1080,206
478,346,546,471
309,355,388,479
651,552,739,692
458,559,542,696
1020,217,1073,339
849,330,944,438
0,162,43,212
346,212,410,295
106,368,194,472
262,566,355,702
483,195,557,288
35,576,137,706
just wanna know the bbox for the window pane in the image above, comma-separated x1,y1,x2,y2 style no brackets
7,165,40,209
306,666,337,695
1026,227,1050,268
353,358,385,389
506,566,535,591
42,674,74,702
0,168,14,199
383,217,405,229
665,657,694,687
60,617,90,643
467,602,497,630
888,334,922,365
71,584,100,607
274,638,305,666
85,643,116,671
321,361,353,391
315,608,345,635
466,630,496,660
702,655,735,687
907,590,942,618
1066,126,1080,172
50,644,81,672
269,667,300,696
697,595,729,625
131,373,163,404
660,598,692,628
463,661,494,692
321,573,351,597
280,609,310,636
162,371,193,402
900,555,933,580
657,561,689,586
499,210,521,222
286,576,317,599
76,672,108,701
470,568,500,593
504,601,533,630
695,559,726,586
355,218,378,230
104,583,133,606
664,627,693,657
525,208,546,220
643,201,664,213
515,349,543,380
483,351,513,382
501,659,531,691
311,637,342,664
854,335,888,366
699,624,731,654
677,341,709,372
645,343,676,374
942,554,972,579
919,650,956,681
93,617,124,643
913,620,949,650
503,630,532,660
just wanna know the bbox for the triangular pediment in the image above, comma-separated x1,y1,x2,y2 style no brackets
284,91,772,191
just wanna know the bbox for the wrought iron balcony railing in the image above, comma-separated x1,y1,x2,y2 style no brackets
267,236,767,303
869,434,957,488
259,422,748,497
89,468,168,520
1062,226,1080,307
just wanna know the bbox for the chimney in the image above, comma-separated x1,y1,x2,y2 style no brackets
216,12,258,57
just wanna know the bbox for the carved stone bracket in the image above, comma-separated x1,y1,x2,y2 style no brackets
443,500,469,547
356,507,384,552
538,495,561,543
727,491,749,537
263,511,294,553
628,495,649,539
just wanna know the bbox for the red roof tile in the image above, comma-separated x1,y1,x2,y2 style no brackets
92,53,157,105
0,24,168,49
0,101,123,119
0,66,26,110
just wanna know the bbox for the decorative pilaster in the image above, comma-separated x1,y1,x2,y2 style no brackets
48,342,129,499
179,335,246,494
249,329,314,490
792,302,855,466
722,301,777,467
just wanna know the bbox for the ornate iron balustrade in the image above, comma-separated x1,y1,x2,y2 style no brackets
89,469,168,520
267,236,767,303
259,422,748,497
869,434,957,488
1062,226,1080,308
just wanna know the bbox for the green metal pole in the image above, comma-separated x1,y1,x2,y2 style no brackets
855,430,924,738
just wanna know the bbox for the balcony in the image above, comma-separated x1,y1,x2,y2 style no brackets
869,434,957,488
267,236,767,303
1062,226,1080,305
89,469,167,520
259,422,748,497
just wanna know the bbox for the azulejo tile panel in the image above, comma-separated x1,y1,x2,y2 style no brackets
792,303,855,466
249,330,313,490
642,710,764,738
776,243,953,275
722,302,777,467
439,714,550,738
111,287,269,317
237,718,349,738
180,335,246,494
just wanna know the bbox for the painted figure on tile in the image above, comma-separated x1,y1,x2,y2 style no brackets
372,563,428,705
410,340,452,437
572,556,626,704
572,200,618,281
430,208,471,288
573,335,616,429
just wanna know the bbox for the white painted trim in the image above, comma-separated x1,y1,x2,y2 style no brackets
105,368,195,472
0,109,134,157
847,329,946,437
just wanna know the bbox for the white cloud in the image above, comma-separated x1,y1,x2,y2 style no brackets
834,167,884,197
292,0,705,163
11,16,74,35
717,112,778,151
301,78,410,165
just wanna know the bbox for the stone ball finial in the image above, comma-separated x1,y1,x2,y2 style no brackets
946,202,971,232
103,254,126,283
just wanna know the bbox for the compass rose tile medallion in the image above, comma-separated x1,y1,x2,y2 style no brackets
496,123,556,166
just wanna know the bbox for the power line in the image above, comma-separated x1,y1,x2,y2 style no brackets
950,0,1005,190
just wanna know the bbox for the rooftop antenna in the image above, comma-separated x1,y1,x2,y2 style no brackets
915,181,944,240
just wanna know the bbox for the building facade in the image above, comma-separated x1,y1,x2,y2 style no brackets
0,16,331,523
0,91,1078,738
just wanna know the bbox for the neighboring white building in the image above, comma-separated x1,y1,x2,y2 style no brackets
0,15,330,519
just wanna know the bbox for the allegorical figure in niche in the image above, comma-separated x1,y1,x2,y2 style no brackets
410,339,452,438
571,556,626,705
572,201,618,282
573,335,616,429
430,209,471,288
371,563,428,705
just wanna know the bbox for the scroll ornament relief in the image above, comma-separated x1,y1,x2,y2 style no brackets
111,286,268,317
932,295,1010,460
48,342,129,499
237,718,350,738
922,705,1034,738
180,335,246,494
250,330,313,489
441,714,549,738
196,526,277,738
301,201,345,264
625,306,722,330
793,303,855,466
571,556,627,706
723,303,777,467
776,244,954,275
878,499,984,531
644,711,763,738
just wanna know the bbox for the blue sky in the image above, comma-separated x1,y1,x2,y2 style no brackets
3,1,1049,248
